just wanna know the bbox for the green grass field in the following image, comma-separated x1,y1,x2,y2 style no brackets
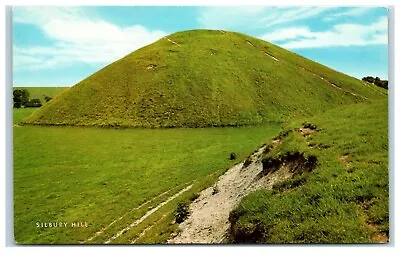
13,108,37,124
14,110,281,243
229,98,388,243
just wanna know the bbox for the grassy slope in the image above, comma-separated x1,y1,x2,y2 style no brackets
13,108,37,124
23,30,386,128
13,87,69,104
13,123,281,244
229,98,388,243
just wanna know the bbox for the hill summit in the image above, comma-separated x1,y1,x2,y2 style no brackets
23,29,385,128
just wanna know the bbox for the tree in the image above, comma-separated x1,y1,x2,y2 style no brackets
13,100,22,108
362,76,375,83
13,89,30,108
44,95,52,102
361,76,388,90
382,80,389,89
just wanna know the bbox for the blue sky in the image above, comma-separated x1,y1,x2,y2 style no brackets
12,6,388,86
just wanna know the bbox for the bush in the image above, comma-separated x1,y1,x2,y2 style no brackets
44,95,52,102
175,202,190,223
362,76,388,89
25,98,42,108
362,76,375,83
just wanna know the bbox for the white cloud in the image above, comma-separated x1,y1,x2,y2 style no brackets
259,7,333,27
198,6,333,29
323,7,379,22
261,17,387,49
13,7,167,70
259,27,315,42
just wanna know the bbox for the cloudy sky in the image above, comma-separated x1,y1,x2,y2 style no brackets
12,6,388,86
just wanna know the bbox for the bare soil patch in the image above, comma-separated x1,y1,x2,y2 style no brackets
169,139,315,244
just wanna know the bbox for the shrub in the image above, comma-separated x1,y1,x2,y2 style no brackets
175,202,190,223
362,76,388,89
25,98,42,108
362,76,375,83
44,95,52,102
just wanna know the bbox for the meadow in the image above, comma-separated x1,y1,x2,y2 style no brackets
13,107,281,244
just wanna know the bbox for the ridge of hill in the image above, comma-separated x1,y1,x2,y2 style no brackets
23,30,387,128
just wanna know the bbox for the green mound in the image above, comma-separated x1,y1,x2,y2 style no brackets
23,30,386,128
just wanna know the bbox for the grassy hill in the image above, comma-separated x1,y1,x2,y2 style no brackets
229,98,388,243
22,30,386,128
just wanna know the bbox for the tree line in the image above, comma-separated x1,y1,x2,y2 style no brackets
362,76,388,90
13,89,52,108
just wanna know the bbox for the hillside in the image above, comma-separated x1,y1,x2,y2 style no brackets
23,30,386,128
228,98,388,243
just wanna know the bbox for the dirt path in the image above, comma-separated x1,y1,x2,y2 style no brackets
169,139,295,244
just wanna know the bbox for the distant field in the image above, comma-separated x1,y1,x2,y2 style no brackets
13,87,69,124
13,86,69,104
13,121,281,244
